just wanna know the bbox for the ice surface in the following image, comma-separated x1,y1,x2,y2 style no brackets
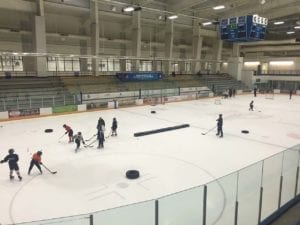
0,94,299,224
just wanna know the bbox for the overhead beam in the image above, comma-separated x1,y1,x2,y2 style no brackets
239,39,296,46
242,45,300,52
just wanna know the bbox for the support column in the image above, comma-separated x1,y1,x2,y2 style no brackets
211,37,223,74
179,49,186,73
21,21,34,72
120,32,127,71
132,11,141,71
33,0,47,76
232,43,240,57
164,20,174,75
79,28,88,72
228,57,243,81
192,19,203,74
90,0,99,76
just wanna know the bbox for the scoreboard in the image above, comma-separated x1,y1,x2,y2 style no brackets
220,15,268,42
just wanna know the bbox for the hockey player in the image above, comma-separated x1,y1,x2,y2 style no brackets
97,129,105,149
216,114,223,138
249,100,254,111
111,117,118,136
289,89,293,100
254,87,257,97
97,117,105,131
28,151,43,175
73,132,85,152
63,124,73,143
0,149,22,181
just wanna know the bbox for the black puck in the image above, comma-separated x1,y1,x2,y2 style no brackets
126,170,140,179
45,129,53,133
151,111,156,114
241,130,249,134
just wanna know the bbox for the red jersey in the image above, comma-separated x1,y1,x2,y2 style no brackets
32,153,42,163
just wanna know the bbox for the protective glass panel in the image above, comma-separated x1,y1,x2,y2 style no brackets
237,161,263,225
207,172,238,225
93,200,155,225
281,148,299,206
159,186,203,225
17,214,90,225
261,153,283,221
73,60,80,71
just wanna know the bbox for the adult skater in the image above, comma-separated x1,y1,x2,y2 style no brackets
111,117,118,136
289,89,293,100
97,129,105,149
249,100,254,111
254,87,257,97
0,149,22,181
63,124,73,143
216,114,223,138
73,132,85,152
28,151,43,175
97,117,105,131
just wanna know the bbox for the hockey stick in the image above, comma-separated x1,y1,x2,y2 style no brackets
85,134,97,142
58,133,66,140
84,139,97,148
201,126,216,135
41,164,57,174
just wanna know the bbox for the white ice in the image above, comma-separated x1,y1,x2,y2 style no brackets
0,94,299,224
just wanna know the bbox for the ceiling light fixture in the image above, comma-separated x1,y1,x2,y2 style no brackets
122,6,134,12
273,21,284,25
213,5,225,10
168,15,178,20
294,26,300,29
286,31,295,34
202,22,212,26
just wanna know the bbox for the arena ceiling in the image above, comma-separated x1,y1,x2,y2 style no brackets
0,0,299,57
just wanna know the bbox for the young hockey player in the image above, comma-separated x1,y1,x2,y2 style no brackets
97,117,105,131
73,132,85,152
249,100,254,111
216,114,223,138
28,151,43,175
0,149,22,181
63,124,73,143
97,129,105,149
111,117,118,136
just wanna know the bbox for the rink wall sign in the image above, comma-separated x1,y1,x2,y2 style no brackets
53,105,77,113
116,72,164,82
8,108,40,118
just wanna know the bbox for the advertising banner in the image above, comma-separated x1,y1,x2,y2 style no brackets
8,108,40,118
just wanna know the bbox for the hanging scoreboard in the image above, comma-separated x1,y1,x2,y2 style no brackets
220,15,268,42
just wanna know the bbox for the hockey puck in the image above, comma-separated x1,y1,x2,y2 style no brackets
151,111,156,114
45,129,53,133
126,170,140,179
241,130,249,134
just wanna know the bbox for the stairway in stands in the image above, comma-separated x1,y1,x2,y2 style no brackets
198,73,248,94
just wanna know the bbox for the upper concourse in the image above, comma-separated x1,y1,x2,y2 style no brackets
0,0,299,75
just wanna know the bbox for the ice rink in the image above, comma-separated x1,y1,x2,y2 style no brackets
0,94,299,224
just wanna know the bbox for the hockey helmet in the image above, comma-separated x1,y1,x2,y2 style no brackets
8,148,14,154
63,124,66,128
78,132,81,135
37,150,42,155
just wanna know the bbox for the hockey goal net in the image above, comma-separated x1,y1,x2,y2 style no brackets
150,96,165,106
